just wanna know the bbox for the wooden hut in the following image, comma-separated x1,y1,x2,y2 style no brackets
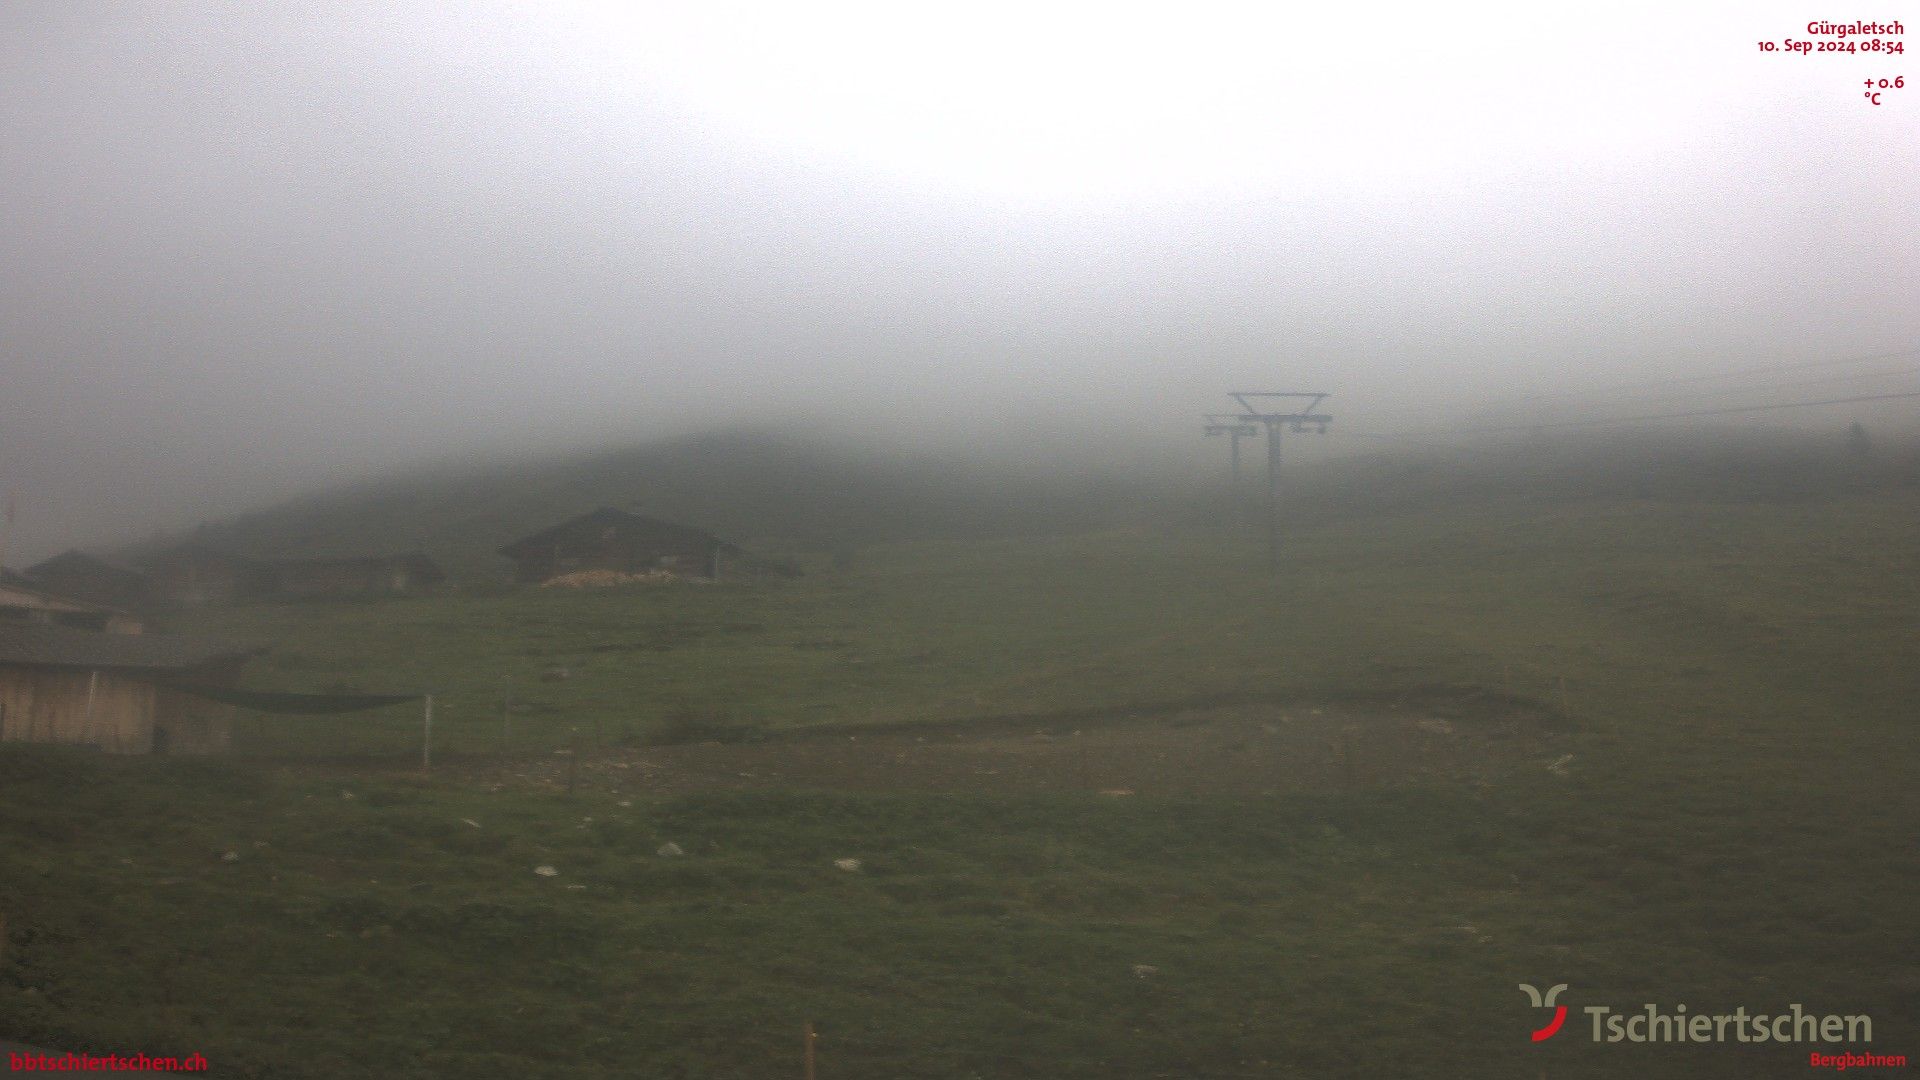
0,622,260,754
499,508,738,583
22,550,151,611
138,544,265,608
0,571,144,634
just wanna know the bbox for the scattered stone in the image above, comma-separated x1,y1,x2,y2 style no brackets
534,865,559,877
1132,965,1159,978
1416,719,1457,736
461,818,481,829
220,851,240,863
1546,754,1574,776
656,842,685,858
833,858,862,872
339,791,356,800
616,800,632,808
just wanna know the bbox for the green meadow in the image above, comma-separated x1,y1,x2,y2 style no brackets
3,476,1916,1077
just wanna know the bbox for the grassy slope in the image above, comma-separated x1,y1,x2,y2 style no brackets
151,429,1168,580
3,490,1917,1078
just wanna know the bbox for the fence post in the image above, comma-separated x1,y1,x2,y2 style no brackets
422,694,434,771
565,728,579,798
804,1020,817,1080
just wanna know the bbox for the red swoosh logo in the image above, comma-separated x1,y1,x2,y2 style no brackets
1531,1005,1568,1042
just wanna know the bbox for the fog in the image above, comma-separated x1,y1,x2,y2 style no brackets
2,1,1915,561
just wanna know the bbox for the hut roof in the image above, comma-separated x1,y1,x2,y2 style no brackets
25,549,148,582
498,508,738,559
0,571,135,618
0,622,261,673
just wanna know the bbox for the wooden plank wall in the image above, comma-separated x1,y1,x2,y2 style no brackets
0,666,157,754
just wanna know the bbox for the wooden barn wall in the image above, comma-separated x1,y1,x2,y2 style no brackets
0,666,156,754
27,566,148,612
518,539,718,581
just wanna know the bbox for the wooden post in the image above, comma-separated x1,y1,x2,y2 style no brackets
1266,419,1283,572
565,729,579,798
803,1021,817,1080
422,694,434,771
501,693,512,749
1557,678,1572,722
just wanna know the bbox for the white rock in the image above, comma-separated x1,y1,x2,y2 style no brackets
534,865,559,877
656,842,685,857
834,858,862,872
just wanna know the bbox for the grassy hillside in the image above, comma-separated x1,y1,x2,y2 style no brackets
127,422,1920,588
4,455,1917,1077
139,429,1180,581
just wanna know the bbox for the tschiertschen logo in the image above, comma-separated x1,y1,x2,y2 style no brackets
1515,980,1901,1066
1519,982,1569,1042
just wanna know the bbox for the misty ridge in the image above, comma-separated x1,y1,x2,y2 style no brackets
83,417,1919,586
2,4,1915,566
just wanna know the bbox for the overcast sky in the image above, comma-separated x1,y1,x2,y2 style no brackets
2,1,1915,560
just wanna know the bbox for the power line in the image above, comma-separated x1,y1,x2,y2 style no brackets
1333,390,1920,448
1480,364,1920,418
1473,390,1920,433
1472,346,1920,411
